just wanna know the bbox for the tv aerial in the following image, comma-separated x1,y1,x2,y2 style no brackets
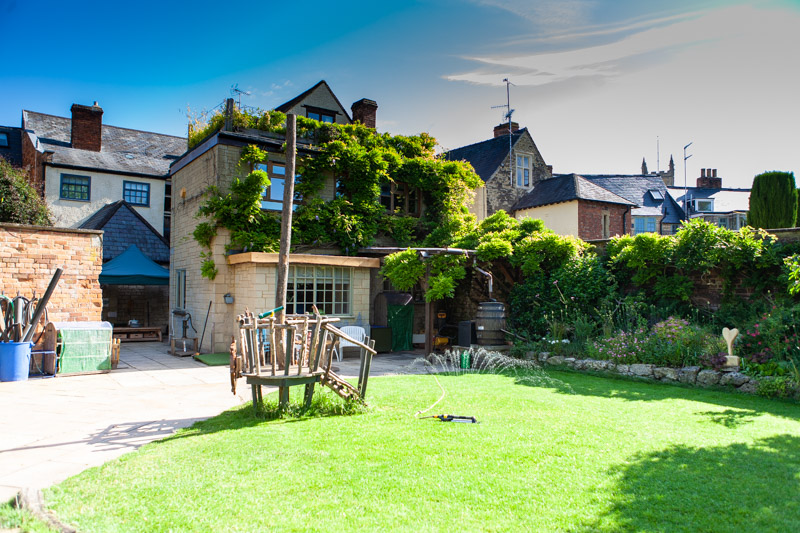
490,78,516,186
230,84,251,108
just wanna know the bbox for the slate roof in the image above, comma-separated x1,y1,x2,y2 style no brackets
275,80,352,122
668,186,750,214
583,175,685,224
79,200,169,263
444,129,528,183
22,111,186,177
0,125,23,166
511,174,635,211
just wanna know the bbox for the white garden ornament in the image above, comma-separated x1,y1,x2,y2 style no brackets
721,327,740,368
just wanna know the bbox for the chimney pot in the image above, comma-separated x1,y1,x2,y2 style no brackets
493,122,520,138
70,103,103,152
351,98,378,129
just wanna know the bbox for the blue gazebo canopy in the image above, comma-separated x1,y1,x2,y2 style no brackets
98,244,169,285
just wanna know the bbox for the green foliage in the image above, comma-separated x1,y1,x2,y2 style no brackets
200,256,218,280
380,249,425,291
748,171,797,229
0,159,52,225
756,376,797,399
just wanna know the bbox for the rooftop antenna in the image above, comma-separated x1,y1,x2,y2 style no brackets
683,141,693,214
491,78,515,186
230,84,251,109
657,136,660,173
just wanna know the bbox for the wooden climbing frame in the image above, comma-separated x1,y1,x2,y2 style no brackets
230,307,377,411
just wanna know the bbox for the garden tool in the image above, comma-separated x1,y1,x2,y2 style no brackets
422,414,478,424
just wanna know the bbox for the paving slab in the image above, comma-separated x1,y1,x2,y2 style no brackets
0,341,425,503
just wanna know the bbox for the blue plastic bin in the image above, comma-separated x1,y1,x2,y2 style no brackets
0,342,33,382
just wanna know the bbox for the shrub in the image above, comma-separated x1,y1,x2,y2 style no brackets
587,327,650,363
756,376,797,399
748,171,797,229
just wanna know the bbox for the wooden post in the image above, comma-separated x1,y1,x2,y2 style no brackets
275,113,297,326
424,262,433,355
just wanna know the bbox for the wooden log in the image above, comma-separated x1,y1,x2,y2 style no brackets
323,324,378,354
359,338,376,399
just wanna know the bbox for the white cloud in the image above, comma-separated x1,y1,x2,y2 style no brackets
472,0,595,30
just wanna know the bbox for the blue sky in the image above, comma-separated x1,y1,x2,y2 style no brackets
1,0,797,188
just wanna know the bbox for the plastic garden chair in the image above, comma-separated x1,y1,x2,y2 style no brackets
333,326,366,361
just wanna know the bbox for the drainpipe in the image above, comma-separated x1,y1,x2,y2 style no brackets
473,259,494,300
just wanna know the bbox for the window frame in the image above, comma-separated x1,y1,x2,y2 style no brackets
380,181,421,216
59,173,91,202
286,265,352,316
257,161,302,211
0,132,8,147
515,154,531,188
305,106,337,123
694,199,714,212
174,269,186,309
123,180,151,207
633,216,658,235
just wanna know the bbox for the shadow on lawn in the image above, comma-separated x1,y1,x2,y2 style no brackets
514,370,800,424
579,434,800,532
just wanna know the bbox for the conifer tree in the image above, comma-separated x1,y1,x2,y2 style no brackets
748,171,797,229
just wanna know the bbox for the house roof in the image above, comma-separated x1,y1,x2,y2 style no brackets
275,80,352,122
22,110,186,177
79,200,169,263
444,129,528,183
0,125,23,166
583,174,685,224
668,186,751,214
511,174,635,211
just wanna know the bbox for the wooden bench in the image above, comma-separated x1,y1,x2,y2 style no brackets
113,327,163,342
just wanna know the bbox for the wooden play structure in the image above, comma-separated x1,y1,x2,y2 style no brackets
230,306,377,410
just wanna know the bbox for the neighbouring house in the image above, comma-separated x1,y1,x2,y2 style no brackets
444,122,552,220
0,125,23,166
79,200,170,329
582,174,685,235
511,173,635,240
21,102,186,239
170,81,381,352
668,168,750,230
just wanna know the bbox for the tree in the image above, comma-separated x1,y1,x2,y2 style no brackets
748,171,797,229
0,159,52,225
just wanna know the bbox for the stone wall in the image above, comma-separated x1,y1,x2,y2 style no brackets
537,353,762,395
0,223,103,322
485,133,551,216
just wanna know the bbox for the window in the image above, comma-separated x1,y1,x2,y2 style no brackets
516,155,531,187
380,181,420,215
602,214,610,239
257,162,301,211
0,133,8,147
123,181,150,206
286,266,351,316
649,190,664,201
164,181,171,240
306,107,336,123
60,174,90,201
633,217,658,235
174,269,186,309
693,199,713,212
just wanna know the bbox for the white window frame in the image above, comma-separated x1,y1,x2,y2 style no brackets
515,155,531,188
693,199,714,212
286,265,352,316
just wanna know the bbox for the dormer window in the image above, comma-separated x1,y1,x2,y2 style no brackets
516,155,531,187
692,199,714,212
306,107,336,123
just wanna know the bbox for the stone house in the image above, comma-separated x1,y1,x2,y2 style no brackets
511,174,634,240
20,102,185,239
169,80,382,352
668,169,750,230
444,122,552,220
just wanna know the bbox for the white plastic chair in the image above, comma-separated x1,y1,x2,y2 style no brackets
333,326,366,362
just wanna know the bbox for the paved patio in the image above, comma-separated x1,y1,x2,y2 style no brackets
0,341,424,503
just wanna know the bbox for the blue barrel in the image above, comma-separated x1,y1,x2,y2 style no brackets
0,342,33,382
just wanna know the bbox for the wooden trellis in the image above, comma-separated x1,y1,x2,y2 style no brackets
230,307,376,411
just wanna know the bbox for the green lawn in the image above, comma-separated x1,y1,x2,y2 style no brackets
29,370,800,531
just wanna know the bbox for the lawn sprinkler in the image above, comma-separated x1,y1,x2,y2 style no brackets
421,414,478,424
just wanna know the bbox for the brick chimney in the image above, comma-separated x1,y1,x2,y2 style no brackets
71,102,103,151
493,122,520,138
351,98,378,129
697,168,722,189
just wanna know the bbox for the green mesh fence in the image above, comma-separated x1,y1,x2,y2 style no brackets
387,304,414,352
58,327,112,374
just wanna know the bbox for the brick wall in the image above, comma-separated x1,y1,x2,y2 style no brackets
0,223,103,322
70,104,103,152
577,201,630,240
